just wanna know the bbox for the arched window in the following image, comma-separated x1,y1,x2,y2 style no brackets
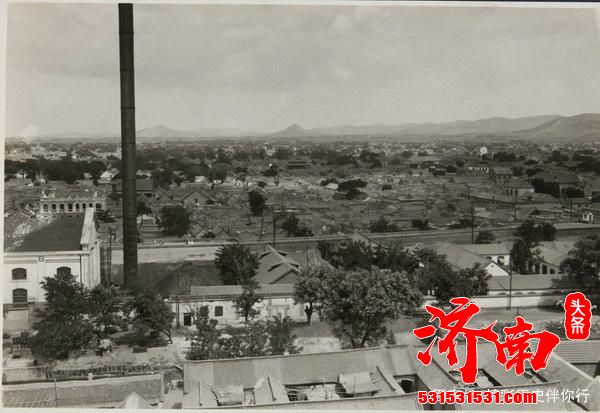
82,203,87,210
43,204,49,212
57,267,72,276
75,203,80,211
96,203,102,211
59,204,65,212
52,203,57,211
12,268,27,280
68,203,73,212
13,288,28,304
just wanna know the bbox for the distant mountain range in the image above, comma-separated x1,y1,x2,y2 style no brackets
31,113,600,141
268,113,600,141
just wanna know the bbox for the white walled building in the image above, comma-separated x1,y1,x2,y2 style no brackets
171,284,308,328
3,208,101,333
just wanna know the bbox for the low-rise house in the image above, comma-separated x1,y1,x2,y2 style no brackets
462,242,511,267
431,242,509,276
3,208,101,333
175,284,305,327
2,373,164,408
180,342,585,410
489,166,513,183
254,245,302,285
504,179,534,197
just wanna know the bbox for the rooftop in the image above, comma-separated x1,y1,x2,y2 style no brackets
5,213,86,252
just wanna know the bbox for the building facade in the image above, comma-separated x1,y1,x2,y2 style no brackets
3,208,101,333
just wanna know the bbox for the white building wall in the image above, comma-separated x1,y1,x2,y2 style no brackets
170,296,308,327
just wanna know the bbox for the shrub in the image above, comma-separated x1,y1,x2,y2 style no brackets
132,346,148,353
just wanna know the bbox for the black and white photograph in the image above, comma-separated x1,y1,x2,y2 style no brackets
2,0,600,410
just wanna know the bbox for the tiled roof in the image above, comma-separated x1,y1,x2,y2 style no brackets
555,340,600,364
3,373,163,408
6,213,85,252
487,275,563,291
431,242,494,271
462,242,511,256
189,284,295,298
254,246,301,284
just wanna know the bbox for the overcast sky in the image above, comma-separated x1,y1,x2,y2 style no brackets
6,3,600,137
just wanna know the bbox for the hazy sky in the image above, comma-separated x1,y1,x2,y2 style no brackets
6,2,600,137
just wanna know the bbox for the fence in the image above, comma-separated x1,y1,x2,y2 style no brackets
48,363,157,381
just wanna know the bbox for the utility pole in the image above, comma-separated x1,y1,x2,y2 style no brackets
507,262,513,310
272,207,277,247
470,197,474,244
118,3,138,288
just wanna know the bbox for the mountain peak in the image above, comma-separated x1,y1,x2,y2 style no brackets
271,123,311,136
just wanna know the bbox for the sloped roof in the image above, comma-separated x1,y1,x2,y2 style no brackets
189,284,295,298
487,275,563,291
431,242,495,271
114,392,153,409
555,340,600,364
3,373,163,408
254,246,301,284
538,246,569,267
6,213,85,252
504,178,533,189
462,242,511,256
338,371,377,395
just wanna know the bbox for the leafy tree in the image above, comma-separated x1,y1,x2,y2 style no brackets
565,187,585,198
281,213,313,237
370,216,400,233
344,187,364,200
266,315,300,355
214,244,259,285
294,260,332,324
234,277,263,324
412,219,429,230
372,243,420,274
531,178,561,198
29,272,94,360
248,189,267,216
511,238,541,274
476,230,496,244
262,164,279,178
88,284,128,337
137,200,152,216
158,205,193,237
187,306,221,360
129,289,175,343
316,267,422,348
317,240,335,262
537,222,556,241
327,240,373,270
559,233,600,303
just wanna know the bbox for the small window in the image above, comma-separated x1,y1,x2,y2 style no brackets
183,313,192,326
215,306,224,317
96,203,102,211
542,265,548,275
550,269,555,275
13,288,28,304
43,204,49,212
57,266,72,276
12,268,27,280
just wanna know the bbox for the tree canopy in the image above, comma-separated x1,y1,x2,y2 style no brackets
214,244,259,285
158,205,193,238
